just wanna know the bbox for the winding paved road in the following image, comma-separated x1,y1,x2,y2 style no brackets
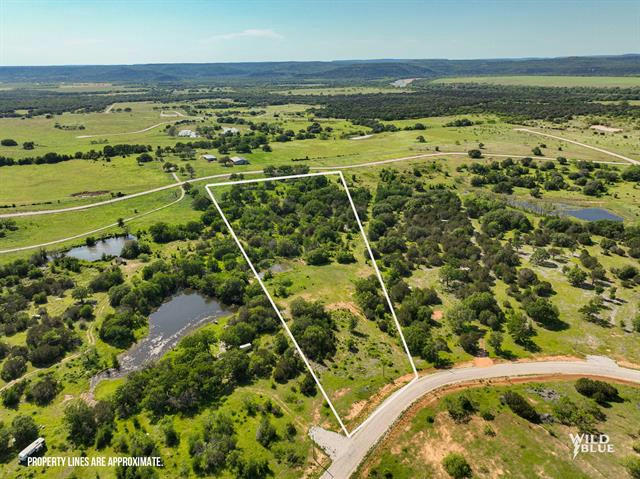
315,355,640,479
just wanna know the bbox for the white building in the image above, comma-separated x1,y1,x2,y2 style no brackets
19,437,46,464
222,127,239,134
202,154,217,161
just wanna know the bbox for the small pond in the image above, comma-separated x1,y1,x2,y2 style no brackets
65,234,136,261
508,199,623,222
562,208,623,222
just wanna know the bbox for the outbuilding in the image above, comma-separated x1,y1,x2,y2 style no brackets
202,154,217,162
230,156,249,165
18,437,46,465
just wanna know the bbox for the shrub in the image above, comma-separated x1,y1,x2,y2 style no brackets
467,149,482,159
502,391,539,422
336,251,356,264
305,248,331,266
11,415,38,449
444,394,475,423
26,375,60,406
626,456,640,479
1,356,27,381
442,453,472,479
255,417,277,448
574,378,620,403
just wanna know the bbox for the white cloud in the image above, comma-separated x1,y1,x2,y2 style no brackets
201,29,283,43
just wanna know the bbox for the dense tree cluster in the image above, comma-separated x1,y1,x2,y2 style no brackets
312,84,640,122
0,144,151,168
215,171,370,269
463,157,621,198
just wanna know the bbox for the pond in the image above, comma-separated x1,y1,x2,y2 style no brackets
507,199,623,222
90,292,230,390
65,234,136,261
562,208,623,222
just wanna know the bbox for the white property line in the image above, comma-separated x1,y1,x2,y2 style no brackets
205,171,418,438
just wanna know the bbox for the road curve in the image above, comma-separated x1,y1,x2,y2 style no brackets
514,128,638,165
76,121,176,139
2,149,624,220
0,173,186,254
315,356,640,479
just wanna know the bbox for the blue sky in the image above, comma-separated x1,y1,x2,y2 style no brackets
0,0,638,66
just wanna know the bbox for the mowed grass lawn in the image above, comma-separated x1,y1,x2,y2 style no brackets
433,75,640,88
359,381,640,479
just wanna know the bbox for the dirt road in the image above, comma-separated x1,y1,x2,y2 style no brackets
315,356,640,479
4,149,624,221
0,173,186,254
515,128,638,165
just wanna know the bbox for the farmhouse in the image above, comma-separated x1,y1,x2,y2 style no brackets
231,156,249,165
178,129,197,138
202,154,217,162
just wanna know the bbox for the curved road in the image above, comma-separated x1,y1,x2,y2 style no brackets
2,142,630,220
515,128,639,165
314,355,640,479
76,121,177,139
0,173,186,254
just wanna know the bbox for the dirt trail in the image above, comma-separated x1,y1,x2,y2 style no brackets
0,148,626,221
514,127,638,164
0,173,186,253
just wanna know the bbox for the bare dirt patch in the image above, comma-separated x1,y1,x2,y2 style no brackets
346,372,415,426
590,124,622,133
431,310,444,321
327,301,362,318
473,357,494,367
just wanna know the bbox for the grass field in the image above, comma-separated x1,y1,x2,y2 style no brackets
2,101,638,216
359,380,640,479
433,75,640,88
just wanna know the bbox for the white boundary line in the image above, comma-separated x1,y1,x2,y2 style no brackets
205,171,418,438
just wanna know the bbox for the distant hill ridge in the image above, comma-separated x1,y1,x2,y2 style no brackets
1,55,639,83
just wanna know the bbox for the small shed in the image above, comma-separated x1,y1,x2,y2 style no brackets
230,156,249,165
239,343,252,351
202,154,217,162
